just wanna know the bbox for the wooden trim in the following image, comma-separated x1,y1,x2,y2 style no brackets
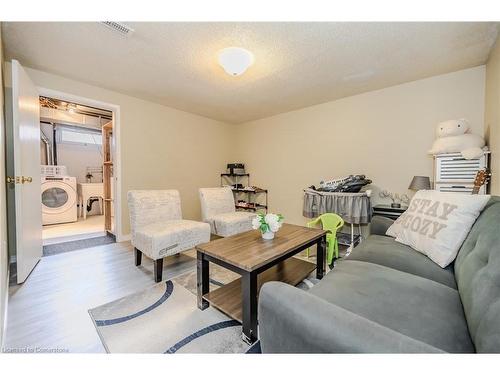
103,121,113,232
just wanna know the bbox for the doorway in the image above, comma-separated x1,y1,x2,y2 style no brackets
39,96,116,251
6,60,122,284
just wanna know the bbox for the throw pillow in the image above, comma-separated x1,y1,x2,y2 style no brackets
385,217,401,238
386,190,490,268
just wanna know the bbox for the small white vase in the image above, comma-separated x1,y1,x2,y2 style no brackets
262,230,275,240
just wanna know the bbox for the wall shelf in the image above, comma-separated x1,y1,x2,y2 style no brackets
221,173,250,177
221,170,268,213
235,202,268,211
231,187,268,194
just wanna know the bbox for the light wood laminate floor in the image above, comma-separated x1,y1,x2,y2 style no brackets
42,214,106,245
4,240,341,353
4,241,196,353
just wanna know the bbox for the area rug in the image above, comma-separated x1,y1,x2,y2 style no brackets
89,254,327,353
43,235,115,257
89,280,249,353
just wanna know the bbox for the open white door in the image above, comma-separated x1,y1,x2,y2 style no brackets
10,60,42,283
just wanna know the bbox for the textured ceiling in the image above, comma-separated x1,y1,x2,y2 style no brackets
2,22,499,124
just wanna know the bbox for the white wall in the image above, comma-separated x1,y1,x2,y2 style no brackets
0,23,8,348
233,67,486,225
41,123,103,184
58,143,103,183
485,36,500,195
16,65,235,238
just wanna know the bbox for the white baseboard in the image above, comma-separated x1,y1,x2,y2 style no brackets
117,233,131,242
1,267,9,349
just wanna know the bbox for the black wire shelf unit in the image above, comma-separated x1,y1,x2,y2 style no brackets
220,173,268,213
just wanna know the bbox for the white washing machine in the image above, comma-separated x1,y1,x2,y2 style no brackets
41,176,78,225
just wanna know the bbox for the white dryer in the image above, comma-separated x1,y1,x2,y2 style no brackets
41,176,78,225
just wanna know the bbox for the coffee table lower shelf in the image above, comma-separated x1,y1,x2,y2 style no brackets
203,257,316,323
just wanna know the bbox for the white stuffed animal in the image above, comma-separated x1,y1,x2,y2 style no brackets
428,119,485,159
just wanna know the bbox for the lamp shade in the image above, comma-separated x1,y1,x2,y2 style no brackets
408,176,431,191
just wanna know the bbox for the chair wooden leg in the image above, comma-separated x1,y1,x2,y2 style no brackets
135,248,142,266
154,258,163,283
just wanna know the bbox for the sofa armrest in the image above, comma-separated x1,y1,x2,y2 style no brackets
370,215,395,236
258,282,444,353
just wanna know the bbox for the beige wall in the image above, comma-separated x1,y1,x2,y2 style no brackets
233,67,486,225
1,62,488,242
0,24,8,347
485,37,500,195
18,66,235,238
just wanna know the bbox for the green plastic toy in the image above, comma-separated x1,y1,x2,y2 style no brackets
306,213,344,265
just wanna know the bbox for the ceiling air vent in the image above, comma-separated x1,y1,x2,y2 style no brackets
100,21,134,36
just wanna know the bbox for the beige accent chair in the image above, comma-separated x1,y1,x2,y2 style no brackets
128,190,210,282
199,187,256,237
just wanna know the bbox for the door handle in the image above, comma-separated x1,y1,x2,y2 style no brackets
6,176,21,184
6,176,32,184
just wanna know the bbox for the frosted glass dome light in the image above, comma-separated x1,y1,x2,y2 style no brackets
218,47,254,76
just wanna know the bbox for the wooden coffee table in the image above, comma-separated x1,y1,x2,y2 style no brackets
196,223,327,344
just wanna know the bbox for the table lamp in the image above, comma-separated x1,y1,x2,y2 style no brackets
409,176,431,191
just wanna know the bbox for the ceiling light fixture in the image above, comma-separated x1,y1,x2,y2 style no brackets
218,47,254,76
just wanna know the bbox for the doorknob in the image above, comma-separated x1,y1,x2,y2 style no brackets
6,176,33,184
6,176,20,184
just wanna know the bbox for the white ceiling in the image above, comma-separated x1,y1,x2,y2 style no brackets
2,22,499,124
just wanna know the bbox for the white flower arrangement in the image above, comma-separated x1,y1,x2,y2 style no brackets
252,213,284,235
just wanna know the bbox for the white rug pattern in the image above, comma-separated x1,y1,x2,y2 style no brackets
89,254,327,353
89,280,249,353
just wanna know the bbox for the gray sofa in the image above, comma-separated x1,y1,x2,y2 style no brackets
258,196,500,353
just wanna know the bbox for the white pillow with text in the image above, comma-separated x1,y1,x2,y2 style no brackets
386,190,490,268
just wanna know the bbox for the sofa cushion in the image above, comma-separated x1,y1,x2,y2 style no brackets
132,219,210,259
348,235,457,289
310,260,474,353
212,211,256,237
454,196,500,353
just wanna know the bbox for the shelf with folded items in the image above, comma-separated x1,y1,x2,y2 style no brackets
235,202,268,211
221,169,268,213
231,187,268,194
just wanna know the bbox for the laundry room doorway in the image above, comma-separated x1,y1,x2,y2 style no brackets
38,94,119,254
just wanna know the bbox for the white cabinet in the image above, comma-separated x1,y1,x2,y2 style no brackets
433,152,489,194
